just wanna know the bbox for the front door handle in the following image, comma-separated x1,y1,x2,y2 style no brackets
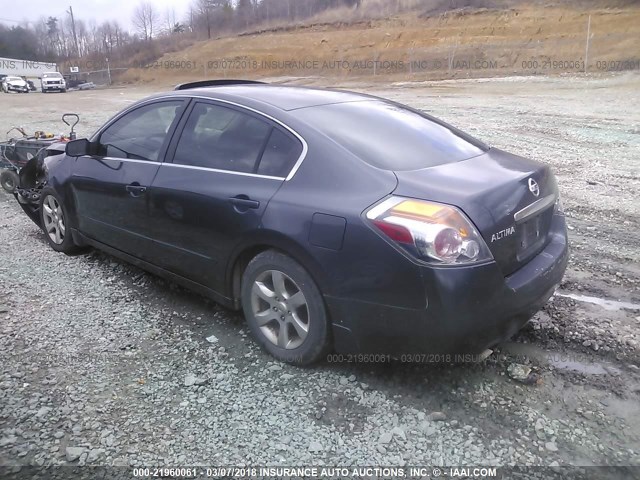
229,195,260,210
126,183,147,198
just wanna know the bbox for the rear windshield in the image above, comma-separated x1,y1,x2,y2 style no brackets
292,100,486,171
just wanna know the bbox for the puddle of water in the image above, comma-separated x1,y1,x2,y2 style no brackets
500,342,623,377
555,291,640,311
548,358,620,376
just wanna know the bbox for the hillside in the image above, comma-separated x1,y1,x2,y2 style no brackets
120,3,640,86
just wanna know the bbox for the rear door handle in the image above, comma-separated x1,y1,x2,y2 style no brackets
228,196,260,210
126,183,147,197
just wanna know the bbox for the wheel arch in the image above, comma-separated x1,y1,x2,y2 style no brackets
226,232,331,309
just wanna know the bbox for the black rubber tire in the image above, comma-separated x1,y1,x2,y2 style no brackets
38,187,81,255
1,170,19,193
241,250,331,366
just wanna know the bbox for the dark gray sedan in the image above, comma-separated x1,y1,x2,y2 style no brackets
15,81,568,364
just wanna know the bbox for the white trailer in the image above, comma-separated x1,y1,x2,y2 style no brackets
0,57,58,79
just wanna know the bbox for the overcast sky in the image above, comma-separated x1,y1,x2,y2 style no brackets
0,0,190,32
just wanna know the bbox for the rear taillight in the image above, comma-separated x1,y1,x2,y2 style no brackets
366,197,493,265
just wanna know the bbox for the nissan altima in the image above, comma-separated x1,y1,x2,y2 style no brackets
14,81,568,365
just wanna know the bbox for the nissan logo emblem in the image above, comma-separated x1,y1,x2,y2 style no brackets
528,178,540,197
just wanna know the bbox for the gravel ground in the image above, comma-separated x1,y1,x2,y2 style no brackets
0,75,639,473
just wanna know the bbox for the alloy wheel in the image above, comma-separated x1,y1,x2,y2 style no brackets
42,195,66,245
250,270,310,349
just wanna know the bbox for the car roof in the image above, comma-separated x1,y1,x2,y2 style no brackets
171,85,374,111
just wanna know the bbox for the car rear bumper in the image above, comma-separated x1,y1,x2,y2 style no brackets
326,214,568,357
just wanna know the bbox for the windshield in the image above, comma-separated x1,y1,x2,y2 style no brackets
43,73,62,78
292,100,487,171
7,77,22,82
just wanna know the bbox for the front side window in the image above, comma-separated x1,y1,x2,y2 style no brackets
98,101,183,162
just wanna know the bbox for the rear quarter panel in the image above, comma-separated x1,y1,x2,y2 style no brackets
258,129,427,309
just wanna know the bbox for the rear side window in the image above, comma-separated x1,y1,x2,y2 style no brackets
257,128,302,177
173,102,271,173
292,100,486,171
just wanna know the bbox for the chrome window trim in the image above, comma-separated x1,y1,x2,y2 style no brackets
89,157,161,165
92,94,309,181
513,193,557,224
161,162,284,180
86,156,285,180
187,95,308,181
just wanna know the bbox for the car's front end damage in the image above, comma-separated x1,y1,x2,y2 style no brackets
14,144,66,226
4,78,29,93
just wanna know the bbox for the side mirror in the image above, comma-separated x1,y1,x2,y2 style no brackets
66,138,95,157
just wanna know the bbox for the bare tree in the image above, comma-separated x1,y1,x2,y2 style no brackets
3,0,375,65
164,7,177,35
194,0,230,39
133,2,159,40
237,0,253,28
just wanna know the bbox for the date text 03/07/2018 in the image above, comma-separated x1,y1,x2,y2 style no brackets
131,466,499,478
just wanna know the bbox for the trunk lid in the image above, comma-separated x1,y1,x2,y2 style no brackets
393,148,558,275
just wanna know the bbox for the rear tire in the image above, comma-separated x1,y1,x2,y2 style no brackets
1,170,19,193
39,187,81,255
241,250,330,365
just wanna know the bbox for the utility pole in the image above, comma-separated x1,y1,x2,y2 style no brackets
106,57,111,85
67,6,80,58
584,14,591,74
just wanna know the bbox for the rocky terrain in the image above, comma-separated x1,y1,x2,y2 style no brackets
0,74,638,478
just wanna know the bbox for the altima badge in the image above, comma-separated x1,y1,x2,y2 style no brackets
528,178,540,197
491,226,516,243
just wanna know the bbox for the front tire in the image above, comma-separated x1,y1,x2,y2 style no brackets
1,170,19,193
241,250,330,365
39,188,80,254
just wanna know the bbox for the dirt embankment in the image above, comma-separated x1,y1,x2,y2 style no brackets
120,4,640,85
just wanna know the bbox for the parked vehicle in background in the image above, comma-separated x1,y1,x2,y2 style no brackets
40,72,66,93
77,82,96,90
26,79,37,92
2,76,29,93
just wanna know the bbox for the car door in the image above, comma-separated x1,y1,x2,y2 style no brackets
70,99,187,259
147,100,304,294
